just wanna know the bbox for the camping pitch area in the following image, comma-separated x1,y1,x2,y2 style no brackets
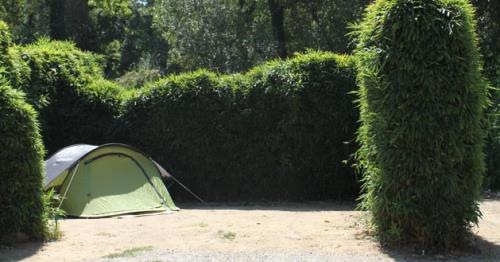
1,199,499,261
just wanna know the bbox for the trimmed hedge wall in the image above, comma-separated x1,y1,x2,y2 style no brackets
5,39,123,153
122,52,359,201
0,77,46,241
2,35,360,201
354,0,488,248
2,18,495,205
0,23,362,201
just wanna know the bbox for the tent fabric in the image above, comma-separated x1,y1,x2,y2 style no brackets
153,160,172,178
44,144,171,188
44,143,178,217
45,144,98,187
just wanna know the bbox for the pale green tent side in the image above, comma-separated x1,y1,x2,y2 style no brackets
44,144,178,217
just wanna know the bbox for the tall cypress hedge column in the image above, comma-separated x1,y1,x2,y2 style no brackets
0,21,12,67
0,78,46,241
354,0,488,248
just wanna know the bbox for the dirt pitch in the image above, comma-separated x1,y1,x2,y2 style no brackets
1,200,499,261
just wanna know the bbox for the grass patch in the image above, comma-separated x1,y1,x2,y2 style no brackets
45,220,63,242
217,230,236,241
197,222,208,228
102,246,153,258
96,232,116,237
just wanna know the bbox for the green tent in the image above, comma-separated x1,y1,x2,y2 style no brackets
44,144,178,217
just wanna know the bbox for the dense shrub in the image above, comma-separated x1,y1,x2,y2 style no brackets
40,78,126,153
0,77,46,241
122,52,359,201
5,39,124,153
6,39,103,106
1,28,361,201
354,0,488,248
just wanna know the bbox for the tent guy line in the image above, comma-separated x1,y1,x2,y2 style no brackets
44,143,204,217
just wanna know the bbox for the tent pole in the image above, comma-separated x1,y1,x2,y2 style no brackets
58,161,81,209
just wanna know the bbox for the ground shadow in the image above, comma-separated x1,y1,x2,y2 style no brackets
378,235,500,261
483,191,500,201
0,241,44,262
177,200,357,212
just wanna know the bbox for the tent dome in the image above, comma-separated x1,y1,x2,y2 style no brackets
44,143,178,217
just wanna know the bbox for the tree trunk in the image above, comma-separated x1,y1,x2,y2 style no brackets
65,0,96,51
268,0,287,58
49,0,66,40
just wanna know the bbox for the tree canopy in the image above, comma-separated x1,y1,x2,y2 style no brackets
0,0,372,77
1,0,497,86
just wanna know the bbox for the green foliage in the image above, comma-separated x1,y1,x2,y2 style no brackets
102,40,122,78
0,1,25,32
151,0,370,73
151,0,276,73
0,77,46,242
6,38,103,107
471,0,500,85
1,1,497,81
0,0,50,43
122,52,359,201
102,246,154,259
88,0,133,18
2,31,360,202
115,67,162,89
0,20,10,50
217,230,236,241
354,0,488,248
42,189,65,241
486,89,500,190
6,39,123,153
41,78,124,154
285,0,370,54
0,20,11,67
1,1,372,74
471,1,500,190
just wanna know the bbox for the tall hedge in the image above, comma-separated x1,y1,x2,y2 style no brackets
5,39,123,153
122,52,359,201
354,0,488,248
1,28,361,201
0,21,11,67
0,77,46,241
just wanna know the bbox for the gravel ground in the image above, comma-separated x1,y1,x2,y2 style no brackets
97,250,393,262
96,249,497,262
2,200,499,262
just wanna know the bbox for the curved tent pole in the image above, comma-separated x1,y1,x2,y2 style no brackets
84,152,169,207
